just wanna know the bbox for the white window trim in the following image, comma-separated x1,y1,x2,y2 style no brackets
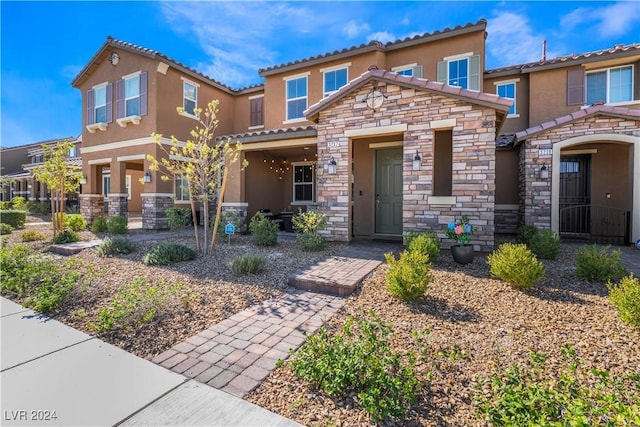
91,82,108,128
182,78,199,118
102,175,132,200
86,123,107,133
123,74,141,118
174,174,190,202
248,125,265,130
392,63,417,73
122,70,142,80
322,65,349,97
116,115,142,127
92,81,109,90
291,161,316,203
284,74,308,123
585,64,634,105
248,94,264,100
495,80,519,118
443,51,474,61
319,62,351,73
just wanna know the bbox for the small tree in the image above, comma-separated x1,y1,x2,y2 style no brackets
147,100,246,255
32,140,82,233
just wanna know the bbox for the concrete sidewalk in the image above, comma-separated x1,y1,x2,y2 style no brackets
0,297,301,427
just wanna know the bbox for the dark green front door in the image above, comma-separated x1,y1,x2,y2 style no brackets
375,148,403,235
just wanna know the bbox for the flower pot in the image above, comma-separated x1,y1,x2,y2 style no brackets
451,244,474,264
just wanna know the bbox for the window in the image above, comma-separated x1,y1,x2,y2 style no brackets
496,82,517,115
437,54,480,90
392,63,423,78
94,85,107,123
586,65,633,105
285,75,307,121
183,81,198,115
116,72,147,122
102,175,131,199
68,146,77,158
124,75,140,116
293,163,315,202
323,67,348,96
175,175,190,201
433,130,453,197
249,96,263,127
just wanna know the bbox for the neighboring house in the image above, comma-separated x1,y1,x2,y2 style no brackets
71,20,639,248
0,137,82,210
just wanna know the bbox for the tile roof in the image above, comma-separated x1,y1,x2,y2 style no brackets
304,69,513,122
220,126,317,143
259,19,487,76
0,137,77,152
515,104,640,142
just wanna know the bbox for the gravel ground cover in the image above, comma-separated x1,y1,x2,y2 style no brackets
4,218,639,425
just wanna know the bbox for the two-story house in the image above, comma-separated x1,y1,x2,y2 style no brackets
72,19,639,249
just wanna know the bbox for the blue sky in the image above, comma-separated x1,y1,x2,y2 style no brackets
1,1,639,148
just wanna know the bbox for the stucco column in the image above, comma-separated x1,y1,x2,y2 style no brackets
108,160,128,217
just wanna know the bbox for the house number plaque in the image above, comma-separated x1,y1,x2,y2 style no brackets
327,141,340,148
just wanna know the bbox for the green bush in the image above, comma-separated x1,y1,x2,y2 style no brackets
576,244,627,282
166,207,192,231
0,210,27,228
142,242,197,266
229,254,265,275
64,214,87,232
11,196,27,210
0,201,11,210
385,250,431,301
26,201,50,215
608,274,640,329
476,345,640,426
405,231,440,261
249,211,279,246
290,314,420,422
52,229,81,244
0,223,14,235
212,211,244,236
90,277,192,332
21,229,45,242
96,237,136,257
292,210,327,251
91,216,108,233
528,229,561,259
516,224,539,245
107,215,128,234
487,243,545,290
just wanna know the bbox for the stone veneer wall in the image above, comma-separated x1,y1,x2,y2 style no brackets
108,194,128,219
221,202,248,233
315,81,498,252
495,207,519,234
79,194,104,224
520,115,640,229
142,194,173,230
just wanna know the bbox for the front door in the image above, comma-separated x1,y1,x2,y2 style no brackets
559,154,591,235
375,148,403,235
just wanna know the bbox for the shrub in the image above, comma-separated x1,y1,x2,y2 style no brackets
292,210,327,251
516,224,539,245
212,211,244,236
290,314,420,422
166,207,192,231
142,242,197,266
26,201,50,214
64,214,87,231
91,216,108,233
0,201,11,210
11,196,27,210
476,345,640,426
405,231,440,261
0,223,14,235
528,229,561,259
249,211,278,246
0,210,27,228
21,229,45,242
106,215,128,234
487,243,545,290
52,229,81,244
576,244,627,282
608,274,640,329
96,237,136,257
385,250,431,301
229,254,265,275
90,277,193,332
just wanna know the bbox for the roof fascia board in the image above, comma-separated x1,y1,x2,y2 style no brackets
233,128,317,144
384,21,487,51
522,50,640,73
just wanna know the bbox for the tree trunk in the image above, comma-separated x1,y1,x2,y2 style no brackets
50,196,57,234
210,165,229,253
59,177,65,230
188,181,200,252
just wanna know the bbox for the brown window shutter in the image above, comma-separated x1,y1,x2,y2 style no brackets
87,89,95,125
250,97,263,127
433,130,453,196
567,68,585,105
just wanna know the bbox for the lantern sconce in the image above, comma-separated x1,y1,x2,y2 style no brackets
143,171,152,183
328,157,337,175
79,175,87,185
412,151,422,171
108,52,120,66
540,164,549,179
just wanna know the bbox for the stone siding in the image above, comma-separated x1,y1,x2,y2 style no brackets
108,194,128,219
80,194,104,224
142,195,173,230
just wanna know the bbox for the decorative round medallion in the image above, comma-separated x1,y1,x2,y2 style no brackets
366,89,384,109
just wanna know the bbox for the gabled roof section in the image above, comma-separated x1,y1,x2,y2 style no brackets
515,104,640,143
220,126,317,144
71,37,238,94
305,69,513,123
259,19,487,76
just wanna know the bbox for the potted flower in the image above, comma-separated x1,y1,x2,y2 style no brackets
445,215,474,264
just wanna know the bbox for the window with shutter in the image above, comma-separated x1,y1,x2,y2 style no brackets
585,65,633,105
86,82,111,132
567,68,585,105
437,54,480,90
250,97,264,127
433,130,453,197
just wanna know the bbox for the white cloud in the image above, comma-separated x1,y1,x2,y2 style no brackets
343,20,370,38
560,2,640,39
368,31,397,44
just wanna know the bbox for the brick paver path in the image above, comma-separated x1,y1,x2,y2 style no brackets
153,289,345,398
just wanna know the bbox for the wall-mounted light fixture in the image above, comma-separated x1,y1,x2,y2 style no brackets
79,175,87,185
540,164,549,179
412,151,422,171
328,157,337,175
108,52,120,66
143,171,152,183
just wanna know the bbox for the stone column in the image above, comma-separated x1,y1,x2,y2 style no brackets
108,194,128,218
221,202,248,233
142,193,173,230
80,194,105,224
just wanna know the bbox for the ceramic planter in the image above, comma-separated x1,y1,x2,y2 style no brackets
451,244,474,264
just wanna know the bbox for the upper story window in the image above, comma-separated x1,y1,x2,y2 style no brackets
495,80,518,116
249,95,264,128
183,80,198,116
437,53,480,90
124,75,140,116
87,82,112,129
285,73,308,121
32,154,43,164
94,85,108,123
116,71,147,126
175,175,190,202
322,64,349,97
586,65,633,105
391,63,423,78
292,162,315,203
68,146,77,158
